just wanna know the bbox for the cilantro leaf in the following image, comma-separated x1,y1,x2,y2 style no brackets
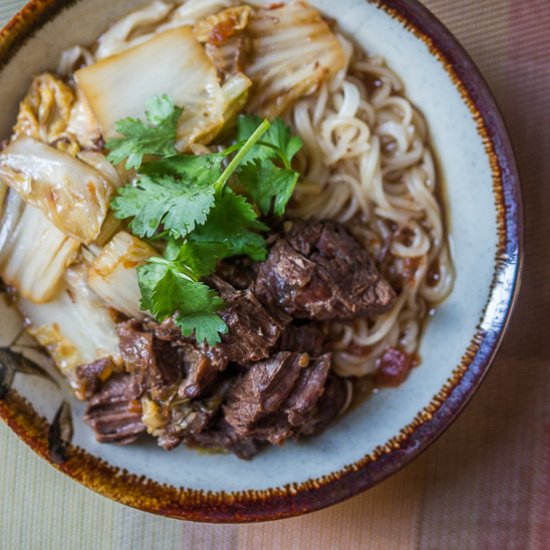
176,312,228,345
239,159,299,216
106,95,183,170
138,262,167,315
141,153,225,186
237,114,302,168
235,115,302,216
164,238,229,277
189,190,269,261
145,95,178,125
236,114,261,143
111,117,273,242
111,174,216,239
138,259,227,345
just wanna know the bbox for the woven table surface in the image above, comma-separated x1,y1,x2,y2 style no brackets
0,1,548,548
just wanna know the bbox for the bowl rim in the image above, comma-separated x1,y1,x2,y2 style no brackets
0,0,523,523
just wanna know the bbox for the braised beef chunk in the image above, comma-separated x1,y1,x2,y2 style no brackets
224,352,307,436
216,257,257,290
224,352,333,446
75,357,115,400
152,316,184,342
254,220,396,320
299,375,349,437
209,276,289,363
108,276,292,451
177,343,228,399
244,353,332,445
84,374,145,445
117,320,182,400
156,393,225,450
118,317,229,401
190,418,261,460
151,378,235,451
284,353,332,428
277,322,327,356
245,413,294,446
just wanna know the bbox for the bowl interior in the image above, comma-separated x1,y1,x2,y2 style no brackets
0,0,497,493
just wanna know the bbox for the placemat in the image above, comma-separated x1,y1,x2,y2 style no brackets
0,1,548,548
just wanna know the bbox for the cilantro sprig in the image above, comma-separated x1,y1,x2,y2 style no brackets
237,115,302,216
138,240,227,344
107,96,302,345
106,95,183,170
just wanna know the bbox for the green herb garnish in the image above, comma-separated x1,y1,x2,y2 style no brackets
108,97,302,345
138,241,227,345
236,115,302,216
106,95,183,170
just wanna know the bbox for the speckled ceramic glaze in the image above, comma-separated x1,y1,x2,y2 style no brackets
0,0,522,522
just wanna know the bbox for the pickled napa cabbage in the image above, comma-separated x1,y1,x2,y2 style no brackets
246,2,346,118
193,5,251,44
18,265,123,389
75,27,227,151
88,231,156,319
169,0,235,28
0,190,79,303
0,138,113,243
197,5,253,78
12,73,78,154
66,90,103,151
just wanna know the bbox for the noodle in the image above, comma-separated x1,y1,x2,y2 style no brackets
286,35,454,378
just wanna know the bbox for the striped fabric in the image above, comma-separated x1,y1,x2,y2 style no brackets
0,1,548,548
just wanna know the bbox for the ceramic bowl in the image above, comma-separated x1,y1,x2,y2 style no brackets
0,0,522,522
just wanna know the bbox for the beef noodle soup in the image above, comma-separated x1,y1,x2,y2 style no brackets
0,0,453,458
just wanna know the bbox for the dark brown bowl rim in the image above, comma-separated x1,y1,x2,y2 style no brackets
0,0,523,523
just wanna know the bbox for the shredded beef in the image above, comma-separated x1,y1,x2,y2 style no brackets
83,374,145,445
254,220,396,320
